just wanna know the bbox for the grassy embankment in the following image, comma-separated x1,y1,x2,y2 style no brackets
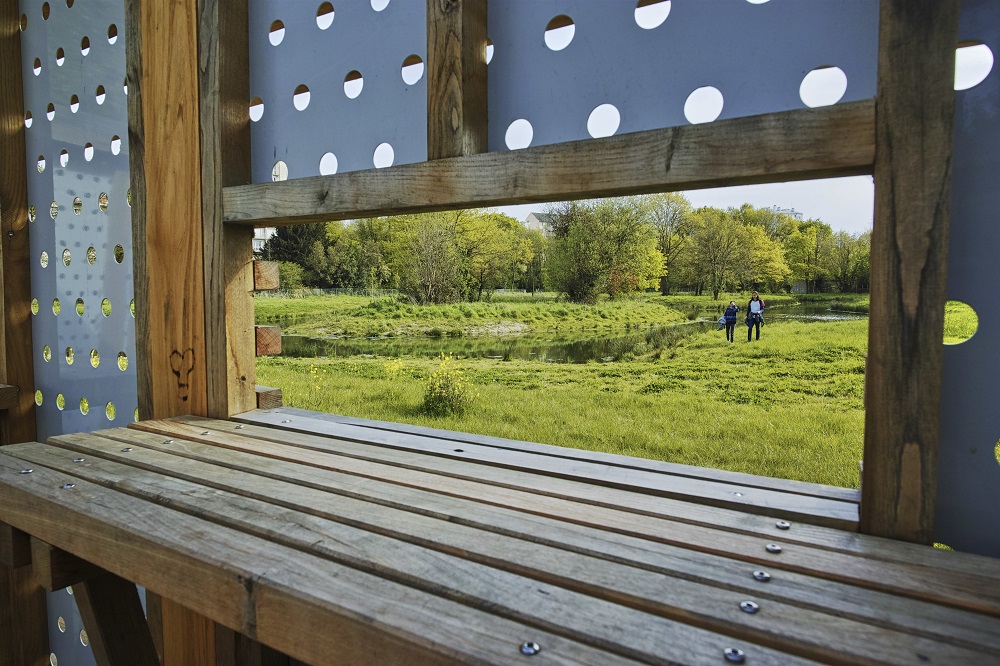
257,292,877,488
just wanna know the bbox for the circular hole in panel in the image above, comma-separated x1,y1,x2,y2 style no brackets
65,347,74,364
75,298,85,316
130,299,135,317
90,349,100,367
108,24,118,44
31,298,39,315
344,70,363,99
37,156,45,173
134,408,139,422
56,48,64,66
46,103,55,121
99,192,109,211
319,152,338,175
49,201,58,219
401,54,424,84
747,0,770,3
293,84,311,110
67,587,72,596
19,14,26,31
544,15,575,51
80,630,89,647
60,149,68,167
57,617,66,632
40,251,48,268
268,19,285,46
52,298,61,315
684,86,724,124
635,0,671,30
114,244,125,263
943,300,978,344
84,143,94,161
111,135,121,155
95,85,106,104
67,0,74,7
799,65,847,107
995,439,999,466
127,188,132,206
80,36,90,56
79,397,89,415
70,94,79,113
505,118,533,150
101,298,111,316
24,111,32,128
955,42,994,91
373,142,394,168
49,653,57,666
34,389,43,406
271,161,288,182
118,352,129,371
105,403,115,421
587,103,620,138
56,394,65,410
72,198,81,215
371,0,389,11
87,246,96,264
42,3,50,20
28,205,36,222
316,2,335,29
33,58,41,75
249,97,264,122
486,37,494,64
62,248,71,265
124,77,128,95
42,345,51,362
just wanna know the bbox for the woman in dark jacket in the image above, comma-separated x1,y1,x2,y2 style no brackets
723,301,739,343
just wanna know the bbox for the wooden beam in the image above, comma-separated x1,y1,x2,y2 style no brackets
0,523,29,569
223,100,875,226
0,385,17,412
75,571,159,666
252,261,280,291
255,386,283,410
29,538,103,592
255,327,282,357
0,0,35,445
426,0,488,159
0,566,47,666
860,0,960,543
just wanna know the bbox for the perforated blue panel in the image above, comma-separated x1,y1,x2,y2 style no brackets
935,0,1000,558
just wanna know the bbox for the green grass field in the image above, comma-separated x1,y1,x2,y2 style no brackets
258,292,874,489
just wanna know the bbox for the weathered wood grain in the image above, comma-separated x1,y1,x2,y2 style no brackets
252,261,280,291
29,538,103,591
0,385,17,412
29,434,1000,656
74,570,159,666
255,386,283,410
0,0,35,445
223,101,875,226
426,0,488,159
0,452,648,666
0,522,29,568
861,0,960,543
0,564,47,666
254,327,282,357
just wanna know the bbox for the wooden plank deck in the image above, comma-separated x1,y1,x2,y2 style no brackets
1,415,999,665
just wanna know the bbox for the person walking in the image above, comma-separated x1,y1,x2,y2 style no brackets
746,291,765,341
723,300,739,343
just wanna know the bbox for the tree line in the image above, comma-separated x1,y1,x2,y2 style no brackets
261,194,870,303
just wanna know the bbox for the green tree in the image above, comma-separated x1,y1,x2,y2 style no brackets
686,207,747,300
456,212,533,300
643,193,693,294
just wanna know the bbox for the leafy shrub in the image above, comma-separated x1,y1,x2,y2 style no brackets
422,354,477,415
277,262,305,289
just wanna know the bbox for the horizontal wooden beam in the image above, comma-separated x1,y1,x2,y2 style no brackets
223,100,875,226
255,386,283,410
254,327,281,357
252,261,280,291
30,538,103,592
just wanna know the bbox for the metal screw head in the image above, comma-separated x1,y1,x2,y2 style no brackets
519,642,541,656
752,570,771,582
162,439,173,445
72,458,84,463
775,520,791,530
235,425,244,429
62,483,75,489
731,491,744,497
121,447,133,453
280,419,291,424
200,431,210,435
724,647,746,664
740,600,760,614
454,449,464,453
20,468,33,474
765,543,782,554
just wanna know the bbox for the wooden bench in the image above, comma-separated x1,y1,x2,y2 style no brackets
2,412,999,665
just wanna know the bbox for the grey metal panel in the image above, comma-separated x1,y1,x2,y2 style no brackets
248,0,427,182
935,0,1000,557
487,0,878,151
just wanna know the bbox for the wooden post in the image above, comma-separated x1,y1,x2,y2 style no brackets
860,0,960,543
75,571,160,666
426,0,488,160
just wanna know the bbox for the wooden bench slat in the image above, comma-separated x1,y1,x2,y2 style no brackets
0,452,652,666
10,440,875,665
156,416,858,529
25,433,1000,657
243,407,860,504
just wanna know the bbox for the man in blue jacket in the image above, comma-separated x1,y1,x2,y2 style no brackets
723,300,739,343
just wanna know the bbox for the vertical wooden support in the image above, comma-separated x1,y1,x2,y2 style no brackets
75,571,159,666
0,0,36,446
0,565,47,666
861,0,960,543
426,0,488,160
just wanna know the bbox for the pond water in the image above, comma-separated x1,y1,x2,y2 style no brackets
277,304,867,363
